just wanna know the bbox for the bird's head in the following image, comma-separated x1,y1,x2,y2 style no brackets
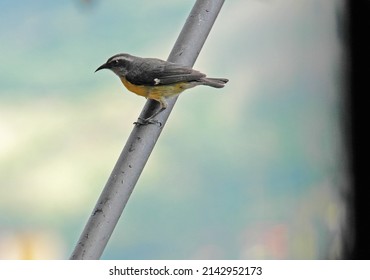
95,53,136,77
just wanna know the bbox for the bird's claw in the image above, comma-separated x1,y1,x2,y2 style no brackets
134,117,162,127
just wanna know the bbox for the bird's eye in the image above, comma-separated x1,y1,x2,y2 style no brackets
113,60,119,65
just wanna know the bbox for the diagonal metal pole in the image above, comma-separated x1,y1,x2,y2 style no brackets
70,0,225,260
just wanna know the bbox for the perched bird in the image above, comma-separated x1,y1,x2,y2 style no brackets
95,53,228,124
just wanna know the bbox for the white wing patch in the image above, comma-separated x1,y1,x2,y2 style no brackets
154,78,161,85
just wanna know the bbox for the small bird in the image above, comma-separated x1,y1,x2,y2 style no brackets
95,53,228,124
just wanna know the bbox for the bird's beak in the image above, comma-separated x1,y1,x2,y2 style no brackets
95,62,108,73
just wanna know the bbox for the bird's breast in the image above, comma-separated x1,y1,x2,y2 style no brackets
120,77,149,98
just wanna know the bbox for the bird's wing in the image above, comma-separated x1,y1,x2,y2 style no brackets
126,58,205,86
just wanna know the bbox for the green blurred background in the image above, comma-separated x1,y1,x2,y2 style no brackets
0,0,349,259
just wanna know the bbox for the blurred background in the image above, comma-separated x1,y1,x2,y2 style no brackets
0,0,350,259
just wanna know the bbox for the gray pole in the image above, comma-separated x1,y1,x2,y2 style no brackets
70,0,225,260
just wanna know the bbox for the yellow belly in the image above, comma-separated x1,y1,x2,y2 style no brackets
120,77,189,103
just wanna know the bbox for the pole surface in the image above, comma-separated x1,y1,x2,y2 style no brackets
70,0,225,260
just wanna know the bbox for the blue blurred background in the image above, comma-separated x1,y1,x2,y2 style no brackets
0,0,349,259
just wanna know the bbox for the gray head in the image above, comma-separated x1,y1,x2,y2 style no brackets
95,53,137,77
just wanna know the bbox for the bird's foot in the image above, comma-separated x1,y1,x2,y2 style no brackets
134,117,162,127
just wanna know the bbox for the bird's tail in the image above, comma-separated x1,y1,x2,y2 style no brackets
200,77,229,88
